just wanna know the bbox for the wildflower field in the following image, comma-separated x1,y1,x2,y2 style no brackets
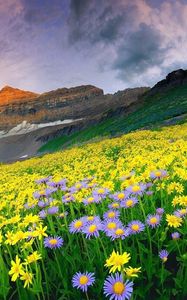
0,123,187,299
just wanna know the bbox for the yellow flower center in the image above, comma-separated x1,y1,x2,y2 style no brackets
150,217,157,224
131,224,139,231
87,216,94,221
126,200,133,207
118,193,125,200
115,228,124,235
112,203,119,208
155,171,161,177
113,281,125,295
98,188,105,194
74,221,83,228
75,184,82,189
108,212,115,218
79,275,89,285
88,224,97,233
49,239,57,245
107,222,117,229
132,185,140,192
87,197,94,203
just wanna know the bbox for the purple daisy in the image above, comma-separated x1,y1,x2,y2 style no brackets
159,250,169,262
108,202,121,210
48,206,59,215
150,170,167,180
72,271,95,292
44,236,63,249
174,208,187,218
103,210,120,220
92,187,110,198
102,219,122,234
69,218,85,233
128,220,145,234
62,193,75,203
103,273,133,300
83,195,101,205
146,214,161,228
81,215,101,224
156,207,164,215
111,191,129,202
171,232,181,240
108,226,130,240
120,197,138,209
126,183,146,195
38,209,47,219
82,221,103,239
35,176,52,185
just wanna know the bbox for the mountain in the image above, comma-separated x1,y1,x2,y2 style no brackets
1,68,187,163
0,86,39,105
0,84,148,131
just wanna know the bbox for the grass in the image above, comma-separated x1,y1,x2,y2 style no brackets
38,85,187,153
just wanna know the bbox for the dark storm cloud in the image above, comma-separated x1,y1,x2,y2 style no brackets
68,0,130,44
112,23,167,80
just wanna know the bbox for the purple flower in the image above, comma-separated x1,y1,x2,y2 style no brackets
128,220,145,234
81,215,101,224
150,170,167,180
38,210,47,219
120,197,138,208
82,221,103,239
35,176,52,184
83,195,101,205
103,210,120,220
102,219,122,234
126,183,146,195
159,250,169,262
171,232,181,240
103,273,133,300
108,226,130,240
146,214,161,228
44,236,63,249
62,194,75,203
146,191,153,196
156,208,164,215
48,206,59,215
108,202,121,210
69,218,85,233
174,208,187,218
72,271,95,292
111,191,129,202
92,188,110,198
38,200,47,208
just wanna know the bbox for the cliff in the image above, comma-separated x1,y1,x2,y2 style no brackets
0,85,148,131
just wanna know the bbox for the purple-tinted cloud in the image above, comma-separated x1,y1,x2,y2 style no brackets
0,0,187,93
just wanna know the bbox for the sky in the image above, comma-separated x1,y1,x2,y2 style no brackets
0,0,187,94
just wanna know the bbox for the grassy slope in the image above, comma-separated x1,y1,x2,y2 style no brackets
39,85,187,153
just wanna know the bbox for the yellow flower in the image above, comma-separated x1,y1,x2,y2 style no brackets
20,271,33,288
34,225,48,240
166,214,183,228
25,251,42,264
124,266,141,278
9,255,23,281
105,250,131,273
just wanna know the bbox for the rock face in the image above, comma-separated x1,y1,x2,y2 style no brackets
148,69,187,95
0,84,149,131
0,86,39,105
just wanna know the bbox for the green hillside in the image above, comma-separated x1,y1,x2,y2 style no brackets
39,85,187,153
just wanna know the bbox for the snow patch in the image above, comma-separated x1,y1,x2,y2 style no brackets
0,119,82,138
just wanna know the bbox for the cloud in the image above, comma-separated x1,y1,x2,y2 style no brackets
67,0,187,86
112,23,167,81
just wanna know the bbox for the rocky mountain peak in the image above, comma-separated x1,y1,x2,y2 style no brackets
0,86,39,105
